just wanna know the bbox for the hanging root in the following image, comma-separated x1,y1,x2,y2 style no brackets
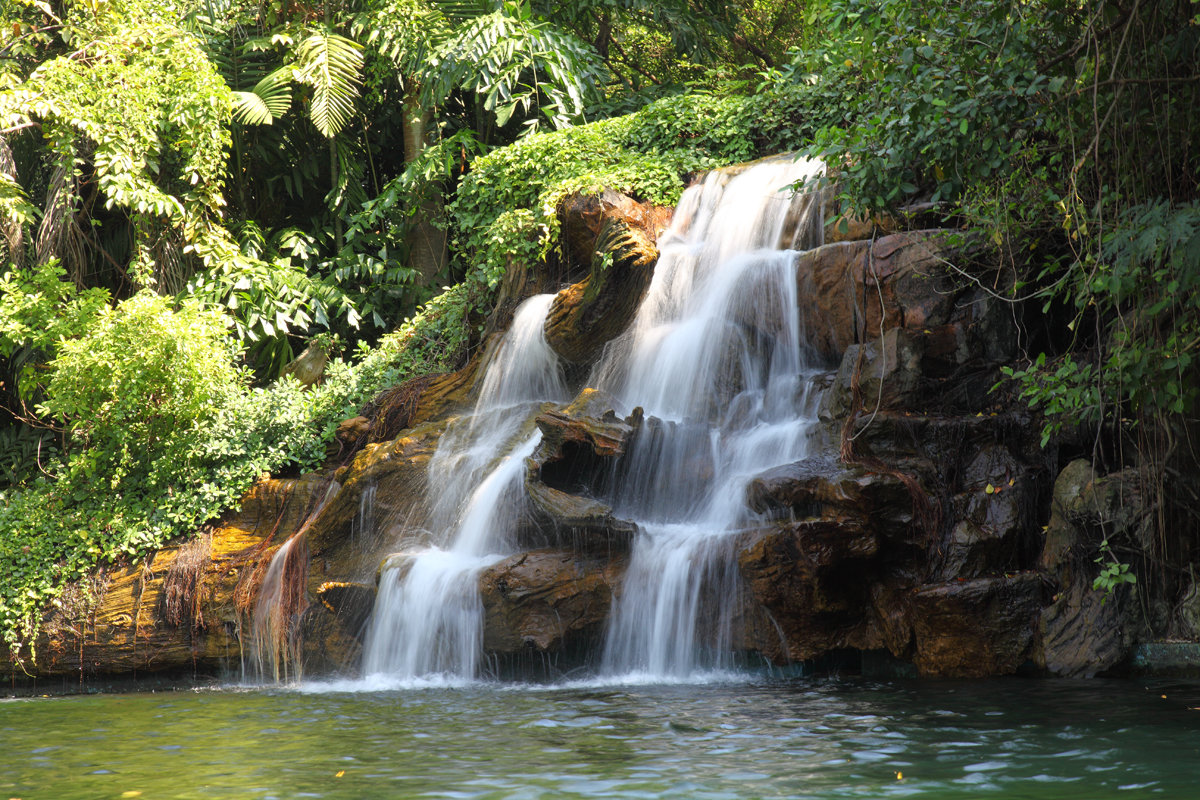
337,372,442,463
161,531,213,631
249,533,312,682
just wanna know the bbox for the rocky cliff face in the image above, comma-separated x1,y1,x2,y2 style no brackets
1,164,1155,684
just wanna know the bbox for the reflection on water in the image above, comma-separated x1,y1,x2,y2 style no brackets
2,678,1198,799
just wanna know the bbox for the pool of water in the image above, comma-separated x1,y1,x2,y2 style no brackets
2,676,1197,799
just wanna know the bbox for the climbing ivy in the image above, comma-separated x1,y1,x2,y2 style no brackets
448,87,818,291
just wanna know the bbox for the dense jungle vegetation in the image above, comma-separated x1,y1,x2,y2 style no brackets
0,0,1197,656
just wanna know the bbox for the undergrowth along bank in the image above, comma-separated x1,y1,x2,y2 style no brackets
0,82,827,656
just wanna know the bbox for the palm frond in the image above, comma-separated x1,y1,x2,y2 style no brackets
294,32,364,139
430,9,606,131
232,67,294,125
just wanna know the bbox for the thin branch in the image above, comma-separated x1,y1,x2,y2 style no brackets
0,122,42,135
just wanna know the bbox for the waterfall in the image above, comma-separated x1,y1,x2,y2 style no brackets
249,479,340,683
593,157,826,678
356,157,825,685
361,294,568,682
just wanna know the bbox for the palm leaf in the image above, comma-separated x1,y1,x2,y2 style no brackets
232,91,272,125
294,32,364,139
230,67,294,126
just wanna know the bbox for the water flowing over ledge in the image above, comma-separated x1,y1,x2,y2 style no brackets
8,153,1146,686
347,157,827,685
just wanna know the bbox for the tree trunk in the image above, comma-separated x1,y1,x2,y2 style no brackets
403,89,447,285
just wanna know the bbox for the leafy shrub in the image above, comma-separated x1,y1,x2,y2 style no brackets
0,281,472,653
1001,201,1200,444
448,86,817,291
39,292,243,488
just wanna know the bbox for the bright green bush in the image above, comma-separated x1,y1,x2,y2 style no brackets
447,86,818,291
0,281,472,653
39,292,243,488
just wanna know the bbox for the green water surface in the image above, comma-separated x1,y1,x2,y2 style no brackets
2,677,1197,799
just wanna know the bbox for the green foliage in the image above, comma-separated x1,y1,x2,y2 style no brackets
38,292,243,487
0,261,110,362
0,281,472,652
0,424,55,490
425,2,607,132
448,86,814,289
231,67,293,126
784,0,1055,212
0,19,234,265
1093,538,1137,604
778,0,1198,460
294,31,364,139
1000,201,1200,444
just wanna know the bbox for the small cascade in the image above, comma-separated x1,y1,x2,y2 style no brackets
249,479,340,682
594,157,826,678
361,295,567,681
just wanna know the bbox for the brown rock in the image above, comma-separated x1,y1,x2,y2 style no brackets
535,399,641,461
1032,463,1145,677
0,474,331,680
736,520,883,661
1035,578,1135,678
795,230,976,363
479,549,626,654
557,190,673,283
544,219,658,365
909,573,1041,677
304,419,446,581
524,481,637,553
938,445,1033,580
818,328,926,420
745,458,912,537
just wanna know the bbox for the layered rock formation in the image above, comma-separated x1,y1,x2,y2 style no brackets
2,161,1154,685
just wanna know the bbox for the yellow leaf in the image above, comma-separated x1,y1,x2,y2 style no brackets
985,484,995,494
335,771,345,778
896,771,904,780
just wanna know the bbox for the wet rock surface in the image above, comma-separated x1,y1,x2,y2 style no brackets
6,175,1149,685
479,549,626,654
909,573,1042,677
1031,462,1148,677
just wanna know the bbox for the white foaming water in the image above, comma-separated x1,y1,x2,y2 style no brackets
592,157,827,679
361,295,567,680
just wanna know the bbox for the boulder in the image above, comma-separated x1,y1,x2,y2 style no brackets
818,327,926,420
480,549,626,654
1036,578,1135,678
909,573,1042,677
523,481,637,553
1032,463,1147,676
937,444,1033,580
745,457,912,537
794,230,995,364
544,219,659,365
736,520,884,661
556,190,673,283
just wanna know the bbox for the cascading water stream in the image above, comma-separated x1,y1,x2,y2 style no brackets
591,157,826,679
361,294,568,682
350,157,825,685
